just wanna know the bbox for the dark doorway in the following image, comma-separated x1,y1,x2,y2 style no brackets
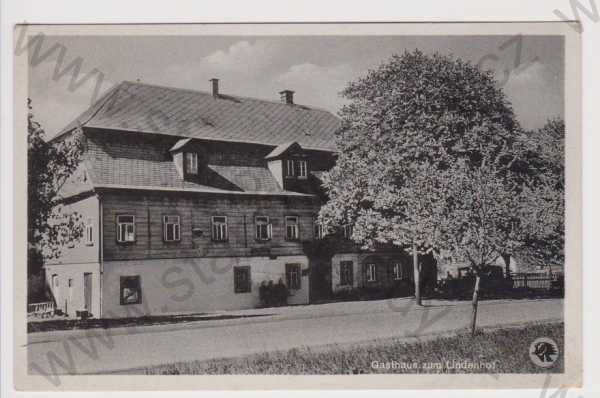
83,273,93,313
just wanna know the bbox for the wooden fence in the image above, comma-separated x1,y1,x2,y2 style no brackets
27,301,55,318
511,272,564,290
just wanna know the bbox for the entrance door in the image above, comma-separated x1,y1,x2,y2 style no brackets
83,273,92,313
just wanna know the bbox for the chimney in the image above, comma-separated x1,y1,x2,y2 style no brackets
279,90,294,105
209,78,219,97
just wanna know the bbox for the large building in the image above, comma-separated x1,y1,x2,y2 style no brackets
44,79,433,318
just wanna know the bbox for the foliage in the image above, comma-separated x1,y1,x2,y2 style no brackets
319,50,523,256
28,99,84,275
319,50,563,276
258,280,289,307
27,272,50,303
515,118,565,268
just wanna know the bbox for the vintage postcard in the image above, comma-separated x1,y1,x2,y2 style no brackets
13,22,581,390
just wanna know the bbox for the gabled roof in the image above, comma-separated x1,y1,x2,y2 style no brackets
169,138,192,152
56,81,340,152
264,141,302,160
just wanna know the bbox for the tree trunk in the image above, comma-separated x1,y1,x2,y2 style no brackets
470,274,481,337
413,241,422,306
501,253,511,279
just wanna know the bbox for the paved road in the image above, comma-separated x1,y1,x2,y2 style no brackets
26,298,562,377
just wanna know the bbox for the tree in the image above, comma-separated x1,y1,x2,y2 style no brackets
319,50,522,305
28,99,84,276
515,118,565,271
429,154,553,335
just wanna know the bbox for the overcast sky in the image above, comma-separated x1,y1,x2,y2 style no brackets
28,35,564,137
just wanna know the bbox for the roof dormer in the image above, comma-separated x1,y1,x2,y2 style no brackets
265,141,309,190
170,138,204,180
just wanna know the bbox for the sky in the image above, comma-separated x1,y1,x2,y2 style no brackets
27,35,564,137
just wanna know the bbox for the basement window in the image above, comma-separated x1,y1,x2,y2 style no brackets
120,276,142,305
233,266,251,293
286,263,302,290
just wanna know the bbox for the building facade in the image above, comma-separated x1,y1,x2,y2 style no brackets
44,80,434,318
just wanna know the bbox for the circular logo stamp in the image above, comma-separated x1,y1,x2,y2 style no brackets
529,337,560,368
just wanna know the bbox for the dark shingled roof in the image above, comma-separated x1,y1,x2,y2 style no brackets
63,133,312,197
58,81,340,152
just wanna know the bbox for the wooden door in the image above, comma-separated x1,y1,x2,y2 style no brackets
83,273,92,312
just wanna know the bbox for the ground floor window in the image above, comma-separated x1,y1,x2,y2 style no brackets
340,261,354,286
234,266,251,293
392,262,404,280
120,275,142,305
286,263,302,290
366,263,377,282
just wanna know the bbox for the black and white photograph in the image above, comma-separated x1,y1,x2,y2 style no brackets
11,22,582,391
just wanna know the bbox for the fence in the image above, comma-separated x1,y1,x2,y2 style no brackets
511,272,564,290
27,301,55,318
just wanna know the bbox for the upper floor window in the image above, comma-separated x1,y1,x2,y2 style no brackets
343,224,354,240
163,215,181,242
85,218,94,246
185,152,198,174
285,159,295,178
255,216,272,241
285,216,299,241
314,220,325,240
211,216,228,241
298,160,308,179
116,215,135,243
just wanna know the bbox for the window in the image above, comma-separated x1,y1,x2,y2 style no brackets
163,215,181,242
211,216,228,241
85,218,94,246
185,152,198,174
233,266,251,293
285,159,295,177
52,274,59,288
298,160,308,179
366,263,377,282
255,216,271,241
314,220,325,240
340,261,354,286
116,215,135,243
393,263,403,280
343,224,354,240
285,216,299,241
286,263,302,290
120,276,142,305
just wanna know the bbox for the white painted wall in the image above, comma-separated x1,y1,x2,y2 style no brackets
101,255,310,318
331,253,360,292
44,262,101,317
267,159,283,189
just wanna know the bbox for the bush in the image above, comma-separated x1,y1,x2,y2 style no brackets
258,280,289,307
